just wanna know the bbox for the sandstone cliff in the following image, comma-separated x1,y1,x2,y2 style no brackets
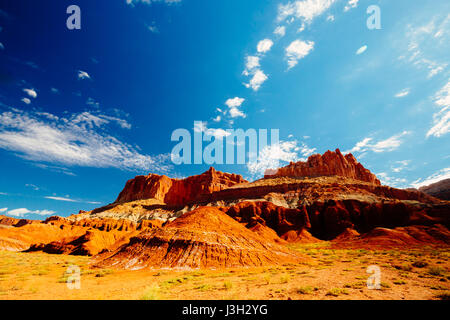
265,149,381,185
115,167,247,205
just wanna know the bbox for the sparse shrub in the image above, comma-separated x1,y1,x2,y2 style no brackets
428,266,446,277
297,286,318,294
280,275,290,284
223,281,233,290
140,286,160,300
326,288,348,297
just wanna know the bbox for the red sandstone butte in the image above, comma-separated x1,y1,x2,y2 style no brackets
265,148,381,185
115,167,247,205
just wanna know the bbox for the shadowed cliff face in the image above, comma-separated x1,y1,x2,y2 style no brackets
265,149,381,185
115,167,247,205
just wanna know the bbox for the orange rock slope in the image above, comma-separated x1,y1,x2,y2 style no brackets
94,207,304,269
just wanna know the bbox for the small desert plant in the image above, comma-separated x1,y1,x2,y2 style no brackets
280,275,290,284
326,288,348,297
223,281,233,290
140,286,160,300
297,286,318,294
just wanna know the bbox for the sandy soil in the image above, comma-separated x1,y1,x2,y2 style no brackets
0,243,448,300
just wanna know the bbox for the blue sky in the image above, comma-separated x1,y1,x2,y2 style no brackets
0,0,449,219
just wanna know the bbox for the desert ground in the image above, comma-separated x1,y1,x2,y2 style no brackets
1,242,448,300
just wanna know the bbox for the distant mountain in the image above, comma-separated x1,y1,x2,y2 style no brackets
419,178,450,200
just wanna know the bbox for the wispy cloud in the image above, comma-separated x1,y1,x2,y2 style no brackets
411,167,450,188
274,26,286,37
0,108,171,173
399,16,449,78
427,79,450,138
44,196,101,205
344,0,359,12
395,88,410,98
344,131,411,154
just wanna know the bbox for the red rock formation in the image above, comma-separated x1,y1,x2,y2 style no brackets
419,178,450,200
115,167,247,205
94,207,304,269
332,224,450,248
0,215,39,227
265,149,381,185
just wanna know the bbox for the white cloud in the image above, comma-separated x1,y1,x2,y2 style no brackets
0,109,171,173
243,56,260,76
0,208,7,213
245,69,268,91
278,0,336,23
23,88,37,98
344,0,359,12
212,115,221,122
7,208,55,217
247,138,316,178
326,15,335,22
229,107,246,118
225,97,246,118
274,26,286,37
50,88,59,94
257,39,274,54
225,97,245,108
247,140,300,177
344,131,411,154
21,98,31,105
395,88,410,98
7,208,31,217
77,70,91,80
285,39,315,69
356,45,367,55
427,79,450,138
411,168,450,189
243,56,268,91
